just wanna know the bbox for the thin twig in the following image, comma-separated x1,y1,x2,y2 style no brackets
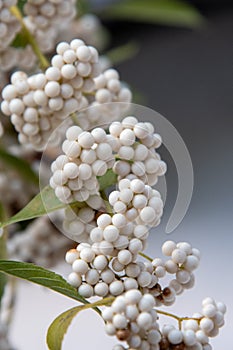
139,251,153,262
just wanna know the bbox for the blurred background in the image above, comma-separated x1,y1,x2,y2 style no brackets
8,0,233,348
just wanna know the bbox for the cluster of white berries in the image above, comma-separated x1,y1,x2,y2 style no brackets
58,14,107,52
66,243,116,298
65,239,200,304
0,0,21,52
8,215,72,268
89,213,146,256
109,117,166,185
101,290,227,350
23,0,76,53
50,125,114,203
63,204,101,243
103,289,161,350
0,45,37,72
56,114,226,348
61,117,167,299
92,69,132,124
51,116,165,205
160,240,201,296
94,69,132,107
0,1,227,348
1,39,101,149
77,69,132,130
109,178,163,227
159,297,226,350
67,233,182,299
0,0,27,74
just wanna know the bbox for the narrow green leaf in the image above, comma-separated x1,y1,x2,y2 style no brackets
0,239,7,305
11,31,28,49
0,169,117,229
76,0,91,17
47,305,86,350
106,41,140,66
0,185,67,228
99,0,204,28
98,169,117,191
0,147,39,185
47,297,114,350
17,0,27,11
0,204,7,305
0,260,87,304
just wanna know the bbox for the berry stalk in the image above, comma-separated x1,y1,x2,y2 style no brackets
10,6,49,70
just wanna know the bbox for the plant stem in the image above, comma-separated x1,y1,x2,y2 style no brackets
139,251,153,262
156,309,181,322
10,6,49,70
81,296,115,311
100,189,113,215
155,309,202,329
115,155,134,164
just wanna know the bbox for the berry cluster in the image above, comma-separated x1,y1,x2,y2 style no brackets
101,290,226,350
0,0,24,73
159,297,226,350
160,240,200,297
59,114,226,349
138,241,201,307
63,203,101,243
94,69,132,119
103,290,161,349
66,243,115,298
24,0,76,53
1,39,133,150
50,125,114,203
77,69,132,131
0,2,227,349
61,117,200,305
109,117,166,185
58,14,107,52
0,45,37,72
0,0,21,52
65,238,200,305
1,39,100,149
109,178,163,227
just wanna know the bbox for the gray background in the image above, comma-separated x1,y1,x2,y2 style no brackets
10,2,233,349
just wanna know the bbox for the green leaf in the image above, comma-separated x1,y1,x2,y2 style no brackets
0,185,79,228
0,204,7,306
17,0,27,12
47,297,114,350
99,0,204,28
0,260,87,304
106,41,140,66
0,237,7,304
0,147,39,185
98,169,117,191
76,0,91,17
11,31,28,49
47,305,86,350
0,169,118,229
